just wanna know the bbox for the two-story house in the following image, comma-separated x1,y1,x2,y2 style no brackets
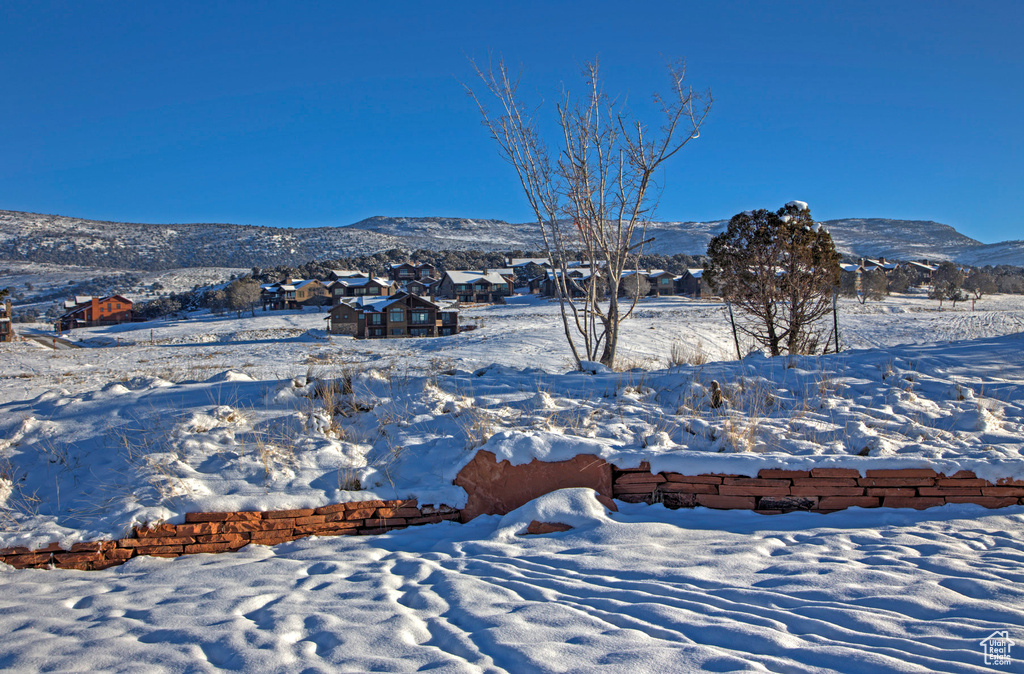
388,262,438,285
261,279,331,310
438,271,513,304
0,300,13,342
328,276,396,303
57,295,134,332
326,291,459,338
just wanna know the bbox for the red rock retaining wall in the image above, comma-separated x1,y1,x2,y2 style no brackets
613,464,1024,513
0,498,458,571
5,459,1024,571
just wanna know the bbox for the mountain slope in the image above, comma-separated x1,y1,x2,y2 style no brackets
0,209,1019,270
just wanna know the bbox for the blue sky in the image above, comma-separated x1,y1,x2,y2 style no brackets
1,1,1020,242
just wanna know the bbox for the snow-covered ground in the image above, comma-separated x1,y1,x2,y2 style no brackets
1,490,1022,672
2,292,1024,671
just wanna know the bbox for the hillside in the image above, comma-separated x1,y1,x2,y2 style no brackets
0,209,1020,270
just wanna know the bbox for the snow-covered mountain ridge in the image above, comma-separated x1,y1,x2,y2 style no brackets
1,209,1020,270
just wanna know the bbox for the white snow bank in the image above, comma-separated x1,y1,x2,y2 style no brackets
494,488,613,537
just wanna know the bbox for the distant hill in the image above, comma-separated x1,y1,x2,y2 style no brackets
0,209,1020,270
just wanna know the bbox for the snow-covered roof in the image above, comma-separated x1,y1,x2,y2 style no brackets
840,264,861,273
332,277,393,288
445,271,509,285
686,268,704,279
330,269,366,278
509,257,550,267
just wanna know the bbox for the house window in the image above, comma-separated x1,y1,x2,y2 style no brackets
410,310,430,324
389,307,404,322
660,277,671,285
410,327,430,337
369,313,382,325
391,328,403,336
366,286,379,295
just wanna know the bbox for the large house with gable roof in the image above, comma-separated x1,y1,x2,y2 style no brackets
57,295,134,332
438,271,513,303
326,291,459,338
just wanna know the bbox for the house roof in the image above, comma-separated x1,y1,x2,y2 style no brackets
509,257,550,267
331,276,393,288
445,271,509,285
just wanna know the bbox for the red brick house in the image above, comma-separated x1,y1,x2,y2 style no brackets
57,295,134,332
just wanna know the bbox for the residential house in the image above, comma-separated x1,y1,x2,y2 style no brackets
261,279,331,310
675,269,704,298
647,270,676,296
388,262,438,284
326,291,459,338
530,268,599,298
328,276,396,302
0,300,13,342
405,277,441,297
438,271,513,304
57,295,134,332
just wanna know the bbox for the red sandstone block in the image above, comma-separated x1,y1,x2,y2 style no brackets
383,498,418,508
791,486,865,497
391,508,423,518
92,559,126,570
758,469,810,479
358,527,389,535
858,478,935,487
617,473,665,484
314,503,348,515
184,542,247,554
172,522,224,536
249,532,295,545
374,507,399,518
119,537,195,548
134,545,185,555
346,508,376,520
346,500,385,509
3,554,52,568
255,519,295,531
945,470,977,479
53,552,102,565
294,515,326,527
663,475,723,484
866,488,918,497
263,509,315,519
146,553,181,558
882,497,945,509
33,542,65,553
865,469,938,478
722,478,791,487
810,468,860,478
696,494,756,509
196,533,248,544
408,515,444,525
817,496,880,510
945,496,1019,508
935,478,990,488
983,487,1024,497
69,541,110,552
0,546,31,555
366,517,408,528
996,477,1024,486
718,485,790,497
305,523,360,536
185,511,261,523
134,524,180,538
613,484,663,495
54,560,93,570
918,487,983,496
104,548,134,560
792,477,860,487
658,482,718,494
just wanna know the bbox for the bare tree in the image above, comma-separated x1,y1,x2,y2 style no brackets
704,203,841,356
467,58,710,368
227,278,261,317
620,273,652,301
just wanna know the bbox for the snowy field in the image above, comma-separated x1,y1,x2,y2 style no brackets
2,292,1024,671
